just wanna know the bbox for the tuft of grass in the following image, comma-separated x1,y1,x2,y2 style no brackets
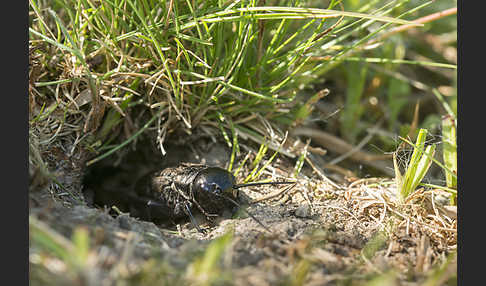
29,0,432,167
393,128,436,201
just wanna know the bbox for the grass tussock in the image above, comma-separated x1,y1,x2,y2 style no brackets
29,0,442,165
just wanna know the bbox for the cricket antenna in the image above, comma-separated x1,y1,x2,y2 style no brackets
219,195,273,233
233,181,296,189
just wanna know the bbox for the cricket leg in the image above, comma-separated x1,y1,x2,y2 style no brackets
183,202,205,233
171,182,218,220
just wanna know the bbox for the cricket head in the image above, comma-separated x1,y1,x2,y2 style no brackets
193,167,237,199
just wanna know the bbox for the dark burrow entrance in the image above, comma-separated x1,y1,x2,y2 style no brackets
81,134,244,231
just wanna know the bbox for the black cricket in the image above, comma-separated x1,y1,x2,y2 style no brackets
131,163,295,233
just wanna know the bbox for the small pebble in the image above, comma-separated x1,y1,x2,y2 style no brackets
118,214,132,230
295,203,312,218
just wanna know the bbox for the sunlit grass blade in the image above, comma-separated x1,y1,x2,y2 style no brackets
186,230,233,286
293,141,309,178
397,128,436,201
30,217,93,271
419,183,457,195
71,227,91,268
244,140,269,183
180,6,421,30
86,111,160,166
289,259,311,286
399,135,456,181
433,88,456,118
311,56,457,69
30,216,73,262
252,132,288,181
442,115,457,205
411,144,436,190
227,120,240,172
125,0,179,103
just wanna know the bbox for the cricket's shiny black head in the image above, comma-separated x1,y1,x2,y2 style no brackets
193,167,237,199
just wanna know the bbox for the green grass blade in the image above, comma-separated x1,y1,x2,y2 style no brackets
180,7,421,30
433,88,456,118
399,135,456,180
400,128,432,200
86,111,160,166
410,144,436,192
316,57,456,69
29,216,73,264
442,115,457,204
186,230,233,285
71,227,90,268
